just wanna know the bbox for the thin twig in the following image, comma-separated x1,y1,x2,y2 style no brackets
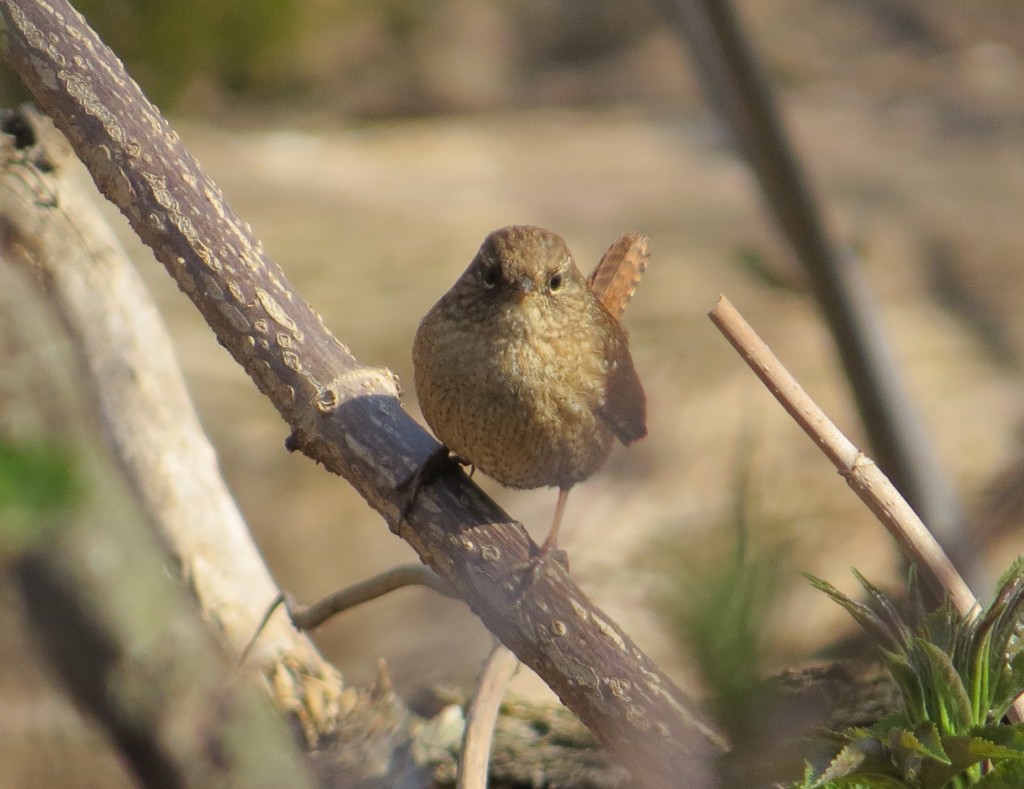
458,643,521,789
243,563,458,665
708,295,976,617
291,564,458,631
710,294,1024,723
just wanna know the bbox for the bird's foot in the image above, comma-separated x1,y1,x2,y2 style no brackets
509,541,570,599
392,445,468,532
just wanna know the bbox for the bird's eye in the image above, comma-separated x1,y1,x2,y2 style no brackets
482,265,499,288
548,272,563,292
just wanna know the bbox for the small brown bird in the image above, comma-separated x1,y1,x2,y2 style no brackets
412,225,647,564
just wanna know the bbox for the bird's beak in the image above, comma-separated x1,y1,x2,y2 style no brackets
513,277,533,302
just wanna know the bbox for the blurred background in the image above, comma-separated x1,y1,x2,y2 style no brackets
2,0,1024,785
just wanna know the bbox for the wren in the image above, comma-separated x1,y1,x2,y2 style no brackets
411,225,647,565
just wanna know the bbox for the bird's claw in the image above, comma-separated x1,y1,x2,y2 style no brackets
508,543,570,601
393,445,468,530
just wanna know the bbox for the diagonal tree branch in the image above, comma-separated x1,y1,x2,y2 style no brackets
0,1,725,785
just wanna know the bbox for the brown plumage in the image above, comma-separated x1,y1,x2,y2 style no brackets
412,225,647,561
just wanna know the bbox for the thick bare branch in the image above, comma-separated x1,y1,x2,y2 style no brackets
0,2,725,784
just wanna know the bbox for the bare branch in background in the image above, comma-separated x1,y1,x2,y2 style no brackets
658,0,972,584
0,115,319,778
0,106,344,746
710,296,975,615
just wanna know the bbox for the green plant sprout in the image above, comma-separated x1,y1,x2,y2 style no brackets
798,564,1024,789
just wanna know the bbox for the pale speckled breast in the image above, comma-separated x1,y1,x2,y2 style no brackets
413,299,615,490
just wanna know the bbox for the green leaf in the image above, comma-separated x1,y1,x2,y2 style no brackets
888,726,944,784
879,648,928,724
968,618,995,724
807,735,893,786
991,650,1024,721
869,713,915,738
965,571,1024,722
0,439,81,554
852,569,914,653
987,571,1024,720
995,560,1024,603
965,722,1024,753
910,721,949,763
920,599,962,658
983,569,1023,651
805,574,900,652
919,728,1024,788
973,757,1024,788
917,639,973,733
804,776,913,789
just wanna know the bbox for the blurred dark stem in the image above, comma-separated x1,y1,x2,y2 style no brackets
12,508,315,789
927,237,1020,370
17,552,182,789
657,0,973,588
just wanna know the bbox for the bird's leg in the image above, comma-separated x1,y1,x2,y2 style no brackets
393,444,468,531
511,486,572,594
534,486,571,564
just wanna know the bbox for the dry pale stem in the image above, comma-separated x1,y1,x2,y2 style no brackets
709,294,1024,722
708,295,976,615
458,643,521,789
